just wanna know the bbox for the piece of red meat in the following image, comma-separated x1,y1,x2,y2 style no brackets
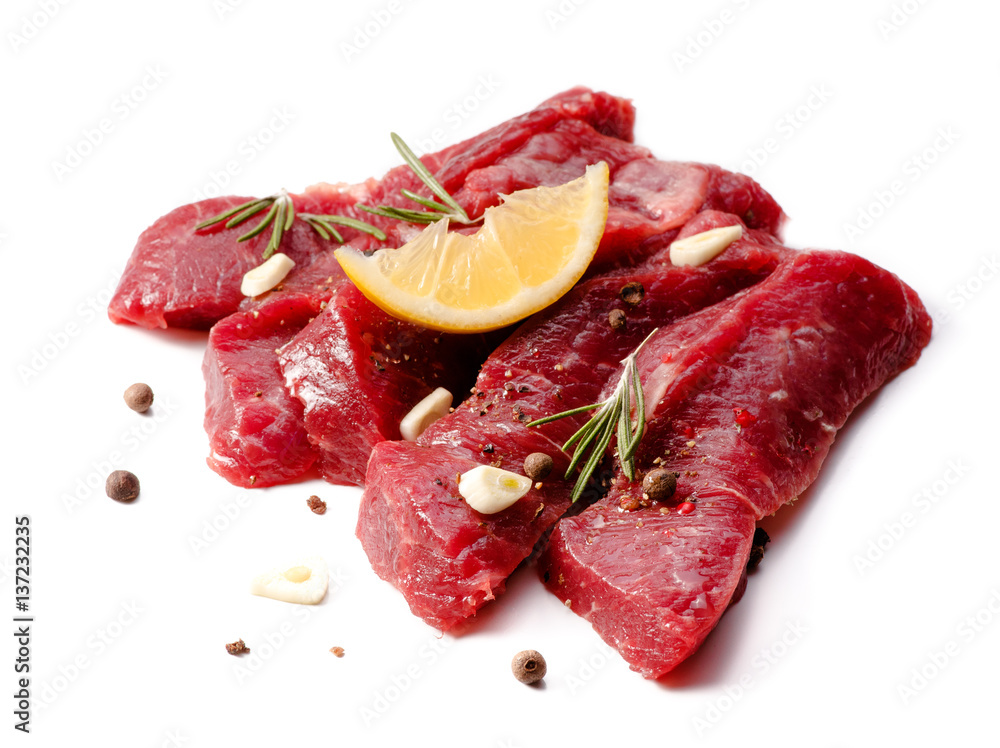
202,293,322,487
538,249,932,678
356,214,787,629
278,284,501,486
201,247,360,489
453,121,784,271
108,196,338,330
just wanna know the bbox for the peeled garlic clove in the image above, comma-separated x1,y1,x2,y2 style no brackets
459,465,533,514
250,556,328,604
241,252,295,297
399,387,453,441
669,225,742,267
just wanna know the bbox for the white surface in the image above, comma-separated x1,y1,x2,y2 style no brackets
3,1,997,745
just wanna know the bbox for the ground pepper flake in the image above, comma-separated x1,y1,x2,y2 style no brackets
608,308,627,330
734,408,757,428
306,495,327,515
226,639,250,656
619,494,650,512
677,502,696,516
330,646,345,658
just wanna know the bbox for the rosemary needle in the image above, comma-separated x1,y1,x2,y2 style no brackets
300,214,387,243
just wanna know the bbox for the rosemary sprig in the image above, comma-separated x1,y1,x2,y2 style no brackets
527,328,659,502
195,189,295,260
193,132,472,258
360,133,480,226
195,190,386,259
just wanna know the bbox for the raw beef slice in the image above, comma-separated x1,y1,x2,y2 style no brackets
538,249,932,678
203,294,322,487
108,197,340,330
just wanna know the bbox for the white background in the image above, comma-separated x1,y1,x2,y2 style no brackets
3,0,998,745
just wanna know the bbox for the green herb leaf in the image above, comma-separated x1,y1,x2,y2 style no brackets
300,214,388,245
237,200,279,243
358,204,445,225
195,195,275,231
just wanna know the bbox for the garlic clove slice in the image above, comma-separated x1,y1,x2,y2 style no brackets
458,465,532,514
669,225,743,267
399,387,453,441
250,556,328,604
241,252,296,297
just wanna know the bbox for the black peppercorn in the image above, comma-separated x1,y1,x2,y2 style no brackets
619,281,645,306
523,452,554,481
106,470,140,502
123,383,154,413
642,468,678,502
511,649,546,684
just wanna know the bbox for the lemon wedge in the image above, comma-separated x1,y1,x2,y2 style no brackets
335,162,609,332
